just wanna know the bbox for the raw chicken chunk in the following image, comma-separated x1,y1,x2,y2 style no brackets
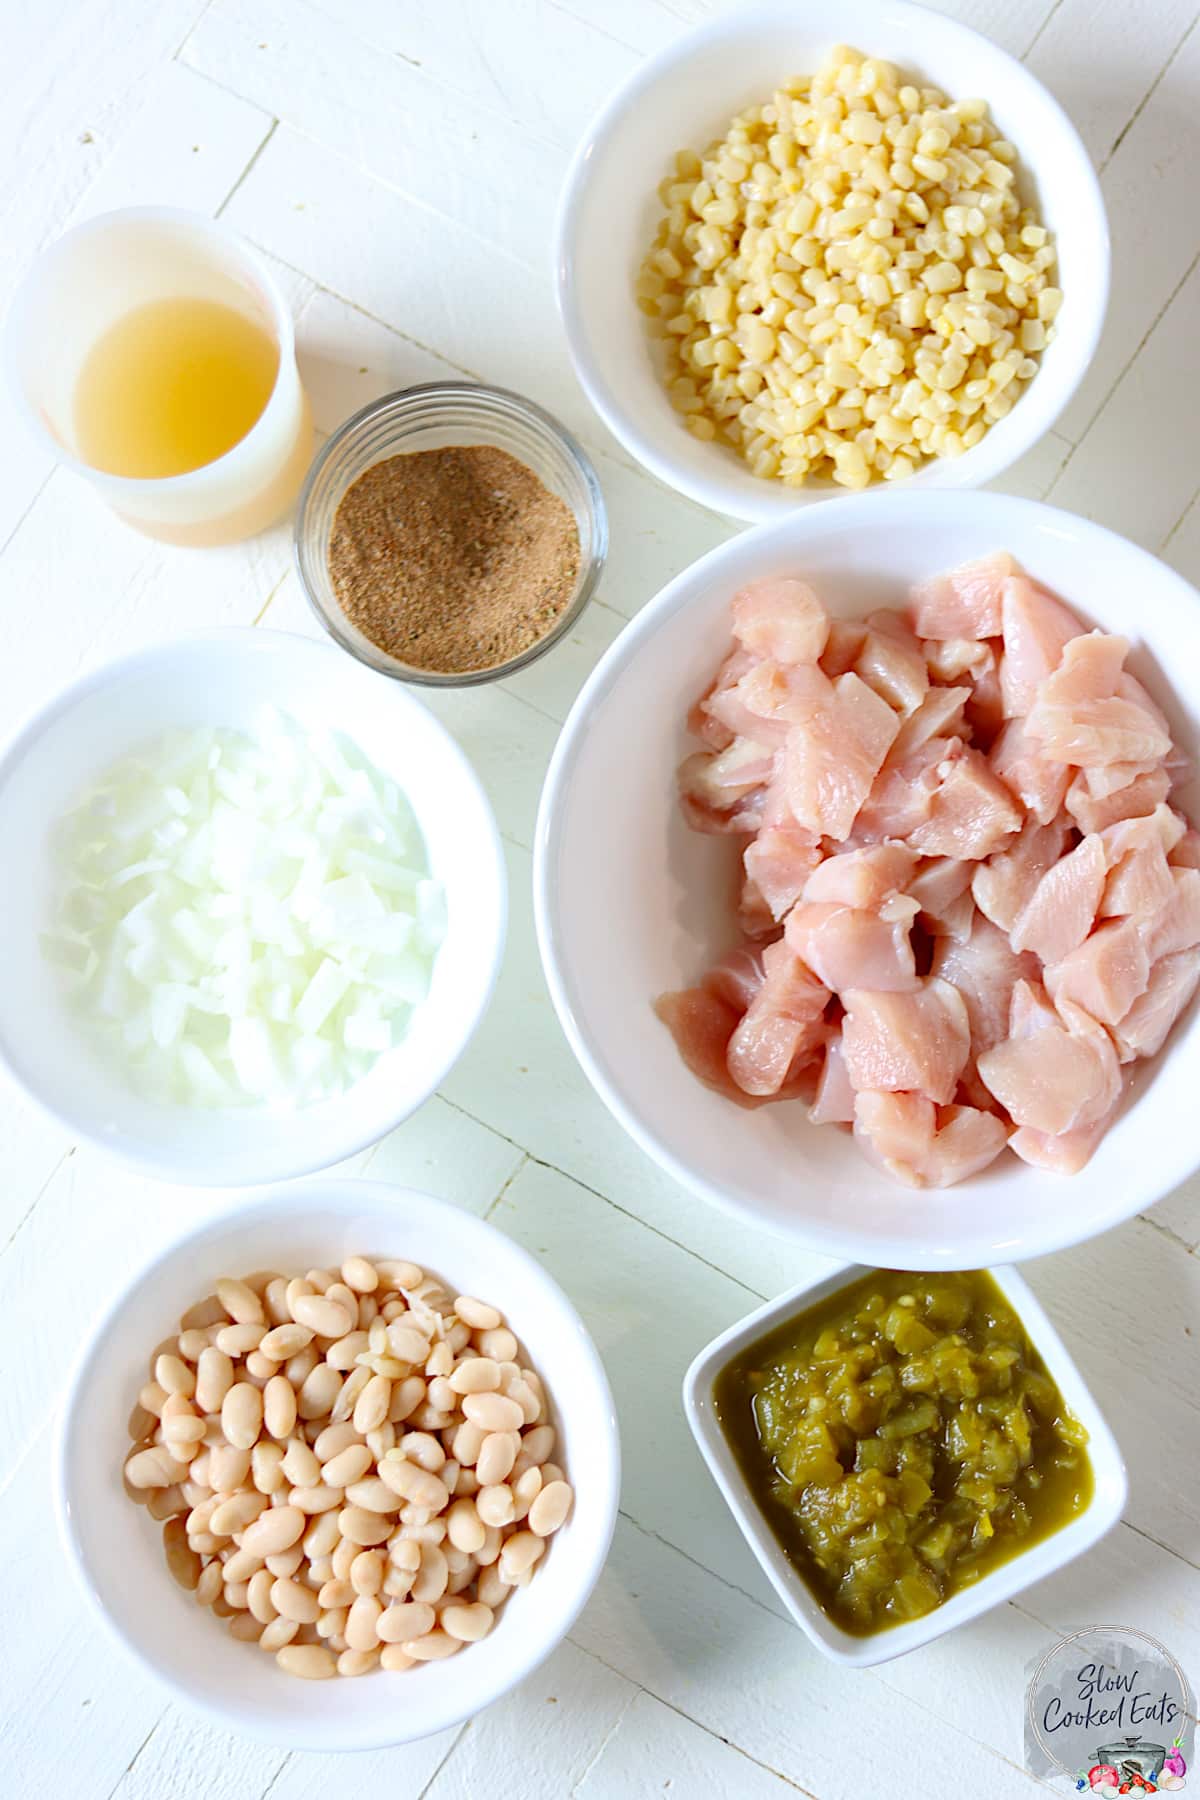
908,856,975,940
1044,919,1150,1029
1009,833,1106,963
853,611,929,716
963,646,1005,750
840,981,970,1105
786,899,919,993
990,716,1070,825
997,576,1081,717
732,578,829,666
1112,949,1200,1061
666,550,1196,1186
690,647,756,749
801,843,917,909
851,736,955,843
783,671,900,839
706,659,827,745
654,988,750,1106
1099,805,1184,918
703,944,767,1013
1065,763,1171,835
924,637,994,684
1170,828,1200,869
820,618,867,677
976,981,1120,1136
1028,634,1171,769
1009,1108,1118,1174
678,739,775,833
853,1091,1009,1187
655,985,815,1109
810,1036,856,1124
909,551,1014,640
932,916,1039,1055
741,826,822,927
726,941,829,1097
905,742,1022,860
890,685,971,758
1141,867,1200,960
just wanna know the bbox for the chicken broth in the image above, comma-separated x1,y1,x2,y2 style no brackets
714,1269,1093,1636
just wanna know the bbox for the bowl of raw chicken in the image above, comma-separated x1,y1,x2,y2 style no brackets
534,491,1200,1266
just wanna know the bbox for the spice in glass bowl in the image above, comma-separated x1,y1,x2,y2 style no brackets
326,444,581,676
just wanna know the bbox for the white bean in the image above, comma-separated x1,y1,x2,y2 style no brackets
529,1480,573,1537
217,1278,264,1326
276,1644,336,1679
455,1297,502,1331
441,1601,494,1642
322,1444,373,1489
461,1392,524,1434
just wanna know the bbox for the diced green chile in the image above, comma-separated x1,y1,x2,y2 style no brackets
714,1270,1092,1635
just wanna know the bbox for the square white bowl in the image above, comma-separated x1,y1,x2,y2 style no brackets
683,1262,1126,1667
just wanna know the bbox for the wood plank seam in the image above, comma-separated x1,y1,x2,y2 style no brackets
1161,480,1200,554
101,1710,169,1800
612,1505,794,1627
0,1145,74,1262
482,1152,533,1220
496,1146,768,1301
567,1685,643,1797
1103,14,1199,166
283,0,570,158
1020,0,1067,60
230,233,659,490
562,1630,825,1797
415,1721,474,1799
256,1751,293,1800
573,1514,1061,1796
1119,1515,1200,1577
1047,242,1200,500
0,472,55,560
1138,1207,1198,1257
214,114,280,219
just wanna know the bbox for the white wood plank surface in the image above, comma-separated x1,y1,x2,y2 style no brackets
1,2,1198,1796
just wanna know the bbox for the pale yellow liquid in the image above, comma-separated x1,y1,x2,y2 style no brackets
73,295,280,479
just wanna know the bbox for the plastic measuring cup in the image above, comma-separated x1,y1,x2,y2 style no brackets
4,206,313,545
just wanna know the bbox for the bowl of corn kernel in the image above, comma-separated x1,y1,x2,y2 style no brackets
555,0,1109,521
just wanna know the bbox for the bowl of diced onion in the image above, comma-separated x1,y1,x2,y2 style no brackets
0,630,506,1185
555,0,1109,520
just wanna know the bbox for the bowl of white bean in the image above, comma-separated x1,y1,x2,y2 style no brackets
556,0,1109,521
55,1180,620,1751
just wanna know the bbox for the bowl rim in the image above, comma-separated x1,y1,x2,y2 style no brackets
0,627,507,1187
533,489,1200,1264
4,205,300,498
54,1177,622,1751
681,1259,1127,1666
293,380,610,688
554,0,1111,522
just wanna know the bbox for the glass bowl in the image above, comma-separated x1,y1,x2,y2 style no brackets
294,382,608,687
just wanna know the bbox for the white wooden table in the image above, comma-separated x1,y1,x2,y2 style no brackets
2,3,1199,1795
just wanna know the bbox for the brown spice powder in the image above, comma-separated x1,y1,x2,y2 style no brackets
326,444,581,675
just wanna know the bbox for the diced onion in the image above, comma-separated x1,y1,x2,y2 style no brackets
45,709,445,1109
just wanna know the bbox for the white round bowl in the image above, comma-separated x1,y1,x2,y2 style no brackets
0,631,506,1186
556,0,1109,522
534,491,1200,1267
56,1180,620,1752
